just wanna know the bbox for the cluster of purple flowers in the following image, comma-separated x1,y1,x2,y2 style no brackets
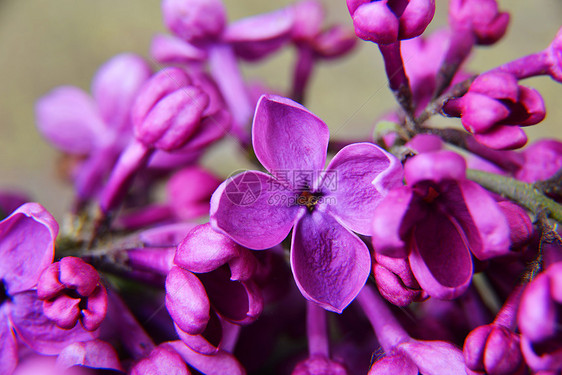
1,0,561,374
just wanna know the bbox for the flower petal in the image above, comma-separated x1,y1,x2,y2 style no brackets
368,351,418,375
55,339,122,372
0,203,57,295
130,345,190,375
9,291,97,355
165,266,210,335
371,186,422,258
224,7,294,60
92,53,151,132
252,95,329,185
404,150,466,187
400,340,467,374
35,86,104,154
409,209,473,299
0,308,17,375
444,180,510,260
210,170,301,250
323,143,403,235
473,125,528,150
291,211,371,313
151,33,207,64
166,341,246,375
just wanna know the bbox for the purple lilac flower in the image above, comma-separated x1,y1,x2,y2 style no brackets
210,95,403,313
518,262,562,372
346,0,435,44
464,286,526,375
513,139,562,183
37,257,107,332
35,54,152,207
130,345,189,375
357,284,467,374
55,339,122,373
372,150,511,299
443,72,546,150
0,203,97,374
166,223,263,354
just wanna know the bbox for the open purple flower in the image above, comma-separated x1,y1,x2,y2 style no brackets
210,95,403,313
371,150,511,299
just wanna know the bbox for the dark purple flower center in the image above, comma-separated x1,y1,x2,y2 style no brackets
297,191,322,212
0,281,7,305
422,186,440,203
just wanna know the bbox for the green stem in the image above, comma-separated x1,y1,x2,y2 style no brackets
466,169,562,223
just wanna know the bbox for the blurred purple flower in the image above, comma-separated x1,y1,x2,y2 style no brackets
35,54,152,206
372,150,511,299
211,95,403,313
443,72,545,150
518,262,562,372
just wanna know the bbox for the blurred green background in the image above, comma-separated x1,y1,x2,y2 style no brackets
0,0,560,219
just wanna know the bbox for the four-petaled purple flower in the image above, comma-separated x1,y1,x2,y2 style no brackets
371,150,511,299
210,95,403,313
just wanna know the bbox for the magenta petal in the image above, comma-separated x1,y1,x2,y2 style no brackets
92,53,151,131
515,86,546,126
400,340,467,374
55,339,122,372
0,203,57,295
224,7,294,60
291,211,371,313
210,170,300,250
166,341,245,375
151,33,208,64
131,345,190,375
165,266,210,335
9,291,97,355
462,93,509,133
409,209,473,299
323,143,403,235
35,86,104,154
371,187,421,258
175,223,243,274
199,268,263,325
42,295,80,329
252,95,329,183
404,150,466,187
473,125,528,150
0,310,17,375
369,351,418,375
451,180,510,260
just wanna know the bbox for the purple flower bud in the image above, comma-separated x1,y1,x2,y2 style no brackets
347,0,435,44
373,253,425,306
292,355,349,375
464,324,525,375
449,0,510,45
131,345,189,375
443,72,545,150
37,257,107,331
546,27,562,82
133,68,210,152
518,262,562,372
162,0,226,44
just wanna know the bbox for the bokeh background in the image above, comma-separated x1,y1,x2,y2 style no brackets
0,0,560,219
